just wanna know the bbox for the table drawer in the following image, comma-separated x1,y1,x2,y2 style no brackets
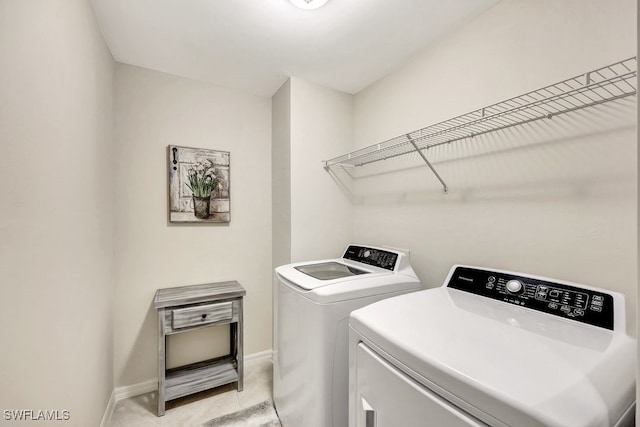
172,302,233,330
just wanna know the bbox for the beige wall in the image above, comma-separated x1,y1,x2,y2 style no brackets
289,78,354,262
0,0,115,425
272,80,292,269
271,75,354,266
113,64,272,385
352,0,637,332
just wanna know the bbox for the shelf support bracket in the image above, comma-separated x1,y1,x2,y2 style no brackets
406,134,448,194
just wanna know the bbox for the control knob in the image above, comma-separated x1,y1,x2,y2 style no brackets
506,279,525,295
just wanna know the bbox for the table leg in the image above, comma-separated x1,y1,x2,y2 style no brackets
237,299,244,391
157,308,166,416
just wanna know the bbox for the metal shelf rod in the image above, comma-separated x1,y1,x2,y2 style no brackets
407,134,448,194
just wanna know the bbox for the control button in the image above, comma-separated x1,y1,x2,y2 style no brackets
593,295,604,302
560,305,571,313
506,280,524,295
363,250,371,258
549,290,561,298
548,303,558,309
485,283,494,289
488,276,496,283
590,305,602,312
538,286,548,292
592,300,603,307
574,309,585,316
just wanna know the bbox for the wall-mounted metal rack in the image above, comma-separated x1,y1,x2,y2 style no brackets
323,57,637,194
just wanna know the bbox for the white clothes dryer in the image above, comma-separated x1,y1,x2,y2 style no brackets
273,245,421,427
349,265,636,427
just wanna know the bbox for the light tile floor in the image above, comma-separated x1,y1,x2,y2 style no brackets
109,359,273,427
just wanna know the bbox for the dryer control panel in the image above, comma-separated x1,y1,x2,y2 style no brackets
447,266,615,330
343,245,399,271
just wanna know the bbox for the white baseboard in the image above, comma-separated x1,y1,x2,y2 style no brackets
115,378,158,401
101,350,272,423
99,389,116,427
244,349,273,365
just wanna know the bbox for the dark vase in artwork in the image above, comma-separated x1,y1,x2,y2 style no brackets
192,195,211,219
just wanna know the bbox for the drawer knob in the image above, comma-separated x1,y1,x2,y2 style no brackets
201,314,208,320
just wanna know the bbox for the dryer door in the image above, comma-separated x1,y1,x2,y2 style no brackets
354,343,486,427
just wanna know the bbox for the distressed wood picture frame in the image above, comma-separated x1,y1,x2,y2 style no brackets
168,145,230,223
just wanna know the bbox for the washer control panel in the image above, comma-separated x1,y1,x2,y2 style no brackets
447,266,614,330
343,245,399,271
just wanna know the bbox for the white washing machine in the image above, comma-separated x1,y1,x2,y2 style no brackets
349,265,636,427
273,245,421,427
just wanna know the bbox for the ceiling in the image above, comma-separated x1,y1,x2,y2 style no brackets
90,0,500,97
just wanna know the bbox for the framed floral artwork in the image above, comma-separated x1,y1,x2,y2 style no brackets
168,145,230,223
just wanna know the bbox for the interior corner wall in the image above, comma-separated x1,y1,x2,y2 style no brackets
288,78,354,262
272,80,292,269
637,1,639,419
0,0,115,425
113,64,272,386
352,0,637,333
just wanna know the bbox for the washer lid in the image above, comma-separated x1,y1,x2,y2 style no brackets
276,259,388,291
294,261,369,280
350,287,636,427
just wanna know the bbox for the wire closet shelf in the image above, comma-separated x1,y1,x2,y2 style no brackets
323,57,637,193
